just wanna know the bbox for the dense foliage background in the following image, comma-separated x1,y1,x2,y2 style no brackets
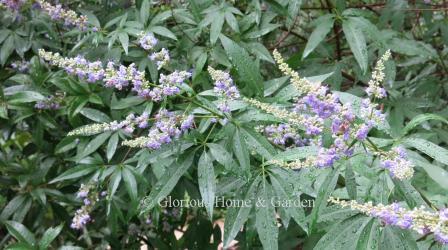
1,0,448,249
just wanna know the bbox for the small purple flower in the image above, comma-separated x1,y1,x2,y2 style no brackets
439,208,448,222
315,148,339,168
77,190,89,198
180,115,194,131
355,124,370,141
139,33,158,50
435,230,448,244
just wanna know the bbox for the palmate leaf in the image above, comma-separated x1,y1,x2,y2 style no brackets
139,152,194,215
315,215,418,250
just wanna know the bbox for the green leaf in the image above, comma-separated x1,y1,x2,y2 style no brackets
270,173,308,233
241,127,276,160
106,133,119,162
388,38,436,58
233,128,250,175
1,35,14,65
356,219,380,250
50,165,97,183
77,132,111,160
223,176,261,248
309,168,339,233
413,159,448,189
111,95,145,109
380,226,418,250
208,143,232,169
224,12,239,32
345,158,357,199
140,0,150,25
39,225,63,249
392,179,426,208
108,168,122,198
151,26,177,40
8,91,45,104
118,32,129,54
139,153,194,214
342,17,368,73
302,14,335,59
255,182,278,250
210,13,225,44
403,137,448,166
314,215,373,250
401,113,448,136
0,102,7,119
220,35,264,96
122,167,138,200
287,0,302,28
69,96,89,117
193,51,207,79
0,195,26,220
80,108,112,123
198,150,215,220
5,221,36,245
271,146,318,161
54,137,78,154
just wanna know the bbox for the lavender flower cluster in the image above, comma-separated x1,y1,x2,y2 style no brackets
10,60,30,73
259,124,309,147
37,0,88,30
67,112,149,136
0,0,26,12
138,32,170,69
207,67,240,114
330,197,448,244
39,49,189,101
71,183,106,230
34,95,61,110
122,109,194,149
245,50,414,178
139,32,158,51
378,146,414,180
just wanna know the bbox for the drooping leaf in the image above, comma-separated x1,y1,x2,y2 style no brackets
403,137,448,166
198,150,216,220
39,225,63,249
255,181,278,250
5,221,36,245
309,168,339,233
139,153,194,214
302,14,335,59
220,35,264,96
342,17,368,73
223,176,261,248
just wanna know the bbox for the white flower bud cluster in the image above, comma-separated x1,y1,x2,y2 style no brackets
366,50,391,99
329,197,448,244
